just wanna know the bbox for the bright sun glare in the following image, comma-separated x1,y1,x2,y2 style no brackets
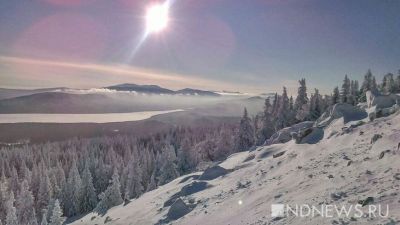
146,3,169,33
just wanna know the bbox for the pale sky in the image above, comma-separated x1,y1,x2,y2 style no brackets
1,0,399,95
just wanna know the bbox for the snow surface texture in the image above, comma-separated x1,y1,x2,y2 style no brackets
69,110,400,225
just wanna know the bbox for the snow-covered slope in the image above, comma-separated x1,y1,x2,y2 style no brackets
70,112,400,225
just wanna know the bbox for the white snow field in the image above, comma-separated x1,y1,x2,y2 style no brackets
70,110,400,225
0,109,183,123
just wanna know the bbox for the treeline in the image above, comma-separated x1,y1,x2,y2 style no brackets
0,124,237,225
235,69,400,149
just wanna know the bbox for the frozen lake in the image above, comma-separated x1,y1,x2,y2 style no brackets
0,109,183,123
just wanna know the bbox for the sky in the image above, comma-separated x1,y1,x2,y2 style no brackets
0,0,399,94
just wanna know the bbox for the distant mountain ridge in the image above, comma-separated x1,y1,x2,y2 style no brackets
0,92,114,114
175,88,220,96
0,87,67,100
105,83,175,94
0,84,227,113
1,84,223,98
105,83,220,96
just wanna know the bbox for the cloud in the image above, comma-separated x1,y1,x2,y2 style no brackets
0,55,244,91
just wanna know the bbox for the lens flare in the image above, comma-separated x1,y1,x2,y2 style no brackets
128,0,173,61
146,3,169,33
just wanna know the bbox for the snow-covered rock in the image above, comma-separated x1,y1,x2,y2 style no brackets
266,104,368,146
366,90,400,109
166,198,192,221
198,166,228,181
295,127,324,144
180,181,210,196
365,91,400,120
265,121,314,145
315,103,367,128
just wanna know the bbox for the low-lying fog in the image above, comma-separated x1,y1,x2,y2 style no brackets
0,91,265,123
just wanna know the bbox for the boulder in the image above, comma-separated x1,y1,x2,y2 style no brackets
366,91,400,109
369,104,400,120
315,103,367,128
164,192,182,207
164,181,210,207
242,154,255,162
358,197,374,207
378,150,390,159
265,121,314,145
366,91,400,119
180,181,209,196
273,151,285,158
295,127,324,144
330,192,347,201
179,175,200,184
370,134,382,144
167,198,191,220
258,147,277,159
198,165,228,180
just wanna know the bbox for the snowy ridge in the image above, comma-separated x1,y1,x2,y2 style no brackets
70,110,400,225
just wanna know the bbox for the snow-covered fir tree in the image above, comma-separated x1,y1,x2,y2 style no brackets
176,137,193,173
332,86,340,105
215,127,235,159
271,93,279,116
95,170,123,215
0,179,7,222
9,168,19,196
294,78,309,121
381,73,396,94
40,209,48,225
36,172,52,220
80,162,98,213
294,78,308,109
146,170,157,192
63,159,82,217
340,75,351,104
236,108,255,151
122,154,145,201
360,69,378,101
289,96,294,110
349,80,359,105
309,88,322,119
372,76,378,92
5,192,18,225
48,200,65,225
52,162,66,202
396,72,400,92
45,199,56,223
158,145,180,185
276,87,290,129
16,180,37,225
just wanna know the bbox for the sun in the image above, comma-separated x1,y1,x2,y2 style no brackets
146,3,169,33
